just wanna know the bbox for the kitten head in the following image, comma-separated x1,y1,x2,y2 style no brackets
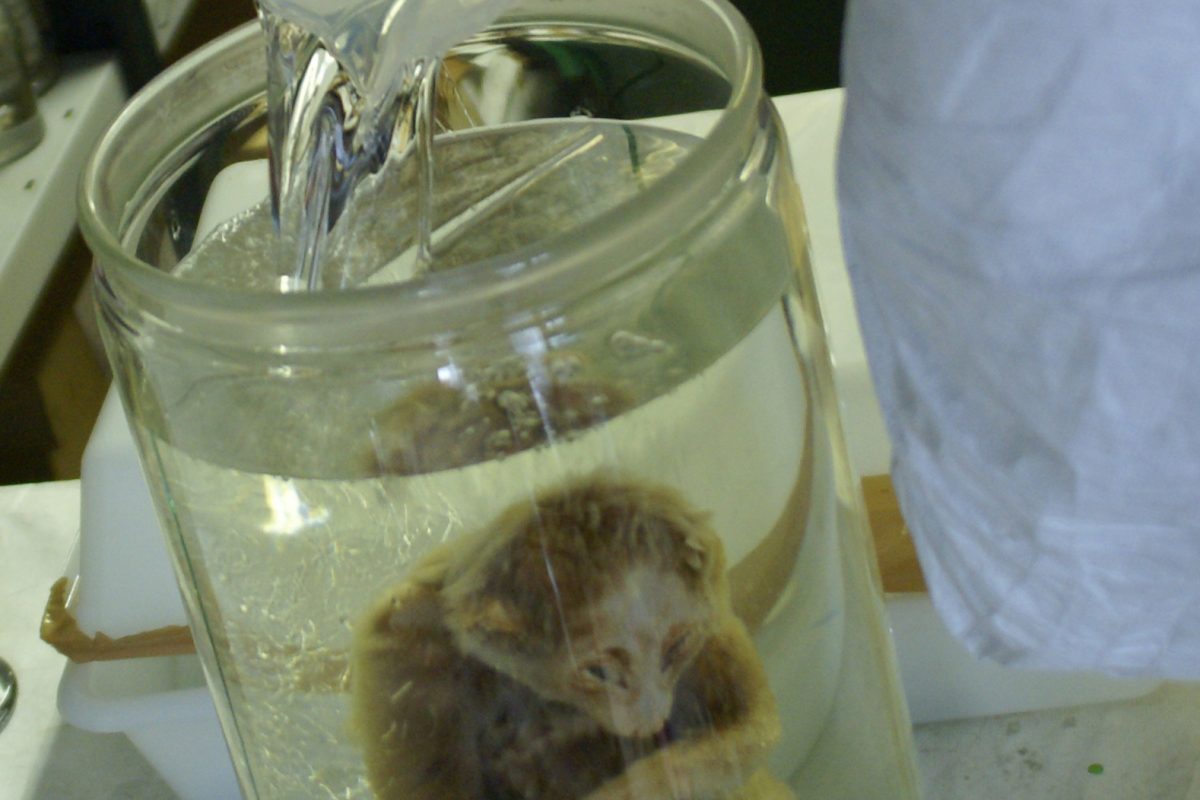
554,563,714,736
441,475,727,735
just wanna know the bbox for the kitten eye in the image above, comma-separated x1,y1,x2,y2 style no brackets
584,663,612,683
662,633,691,671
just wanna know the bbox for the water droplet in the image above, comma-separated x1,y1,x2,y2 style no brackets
609,330,669,359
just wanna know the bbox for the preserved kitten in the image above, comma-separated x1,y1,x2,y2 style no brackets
350,475,792,799
367,355,631,475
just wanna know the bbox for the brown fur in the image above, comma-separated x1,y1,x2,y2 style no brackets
368,363,631,475
349,475,792,799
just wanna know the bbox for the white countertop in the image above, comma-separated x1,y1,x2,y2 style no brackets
0,480,173,800
3,86,1200,799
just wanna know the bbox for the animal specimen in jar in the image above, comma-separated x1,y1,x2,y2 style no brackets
350,475,791,799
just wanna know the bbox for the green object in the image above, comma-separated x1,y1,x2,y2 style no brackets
1088,763,1104,775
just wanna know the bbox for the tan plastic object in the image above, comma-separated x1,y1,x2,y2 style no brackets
862,475,926,594
40,476,922,663
40,577,195,663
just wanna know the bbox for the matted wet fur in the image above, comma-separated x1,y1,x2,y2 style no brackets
350,475,793,799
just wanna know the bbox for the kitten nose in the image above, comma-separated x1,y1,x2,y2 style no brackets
627,688,673,736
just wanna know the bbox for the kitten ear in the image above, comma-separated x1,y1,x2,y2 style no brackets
681,533,709,573
469,597,523,637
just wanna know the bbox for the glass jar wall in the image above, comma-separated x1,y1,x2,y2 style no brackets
80,2,920,797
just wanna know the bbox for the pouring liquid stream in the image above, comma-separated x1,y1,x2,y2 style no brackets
255,0,516,290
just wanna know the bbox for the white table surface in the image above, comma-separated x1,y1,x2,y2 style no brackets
4,90,1200,799
0,480,173,800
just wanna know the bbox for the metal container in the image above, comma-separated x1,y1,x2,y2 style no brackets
0,0,42,167
1,0,55,94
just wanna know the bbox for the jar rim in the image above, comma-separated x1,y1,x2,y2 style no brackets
78,0,765,348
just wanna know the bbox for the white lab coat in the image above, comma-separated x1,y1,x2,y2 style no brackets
837,0,1200,677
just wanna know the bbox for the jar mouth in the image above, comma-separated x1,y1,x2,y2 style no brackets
78,0,764,348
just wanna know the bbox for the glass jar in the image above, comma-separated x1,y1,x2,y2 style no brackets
79,1,920,797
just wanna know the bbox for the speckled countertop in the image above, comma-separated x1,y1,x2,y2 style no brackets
915,683,1200,798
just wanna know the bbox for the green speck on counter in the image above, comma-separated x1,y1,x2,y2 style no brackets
1087,763,1104,776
